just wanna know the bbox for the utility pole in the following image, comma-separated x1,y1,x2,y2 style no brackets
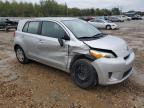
65,2,68,17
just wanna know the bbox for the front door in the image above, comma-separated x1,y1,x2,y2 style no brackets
95,20,105,28
36,21,69,71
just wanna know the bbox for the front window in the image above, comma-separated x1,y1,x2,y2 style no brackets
103,20,111,23
96,19,104,23
111,17,118,20
62,19,102,39
41,21,65,38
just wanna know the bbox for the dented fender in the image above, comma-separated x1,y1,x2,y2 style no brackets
66,41,91,72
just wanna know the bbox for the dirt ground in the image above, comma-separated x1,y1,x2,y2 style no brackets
0,20,144,108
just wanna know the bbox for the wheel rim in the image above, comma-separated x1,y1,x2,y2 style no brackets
76,64,90,83
107,26,111,29
16,48,24,62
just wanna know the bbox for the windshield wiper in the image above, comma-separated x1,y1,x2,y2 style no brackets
92,33,107,38
78,36,92,39
78,33,107,39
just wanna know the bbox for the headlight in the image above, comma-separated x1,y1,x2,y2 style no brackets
89,50,115,59
112,25,115,26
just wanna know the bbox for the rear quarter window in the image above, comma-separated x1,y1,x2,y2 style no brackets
22,22,29,32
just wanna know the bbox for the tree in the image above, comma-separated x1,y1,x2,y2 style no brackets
0,0,141,17
111,8,121,15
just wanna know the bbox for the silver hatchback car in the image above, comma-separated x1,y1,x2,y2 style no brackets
14,18,135,89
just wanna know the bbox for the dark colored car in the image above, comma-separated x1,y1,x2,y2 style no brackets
79,16,94,21
0,21,7,29
95,16,108,20
0,18,18,31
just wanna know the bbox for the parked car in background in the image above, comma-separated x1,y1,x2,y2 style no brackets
88,19,118,30
119,15,131,21
95,16,108,20
79,16,94,21
131,15,142,20
125,12,142,20
14,18,135,89
0,18,18,31
0,20,7,29
108,16,124,22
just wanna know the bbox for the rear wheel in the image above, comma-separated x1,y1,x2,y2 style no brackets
15,46,29,64
70,59,98,89
106,25,111,30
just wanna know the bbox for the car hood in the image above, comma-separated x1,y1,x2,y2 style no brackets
84,35,130,57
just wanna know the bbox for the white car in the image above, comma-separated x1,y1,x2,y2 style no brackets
119,15,131,21
88,19,118,30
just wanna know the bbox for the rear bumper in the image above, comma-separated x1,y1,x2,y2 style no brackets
91,52,135,85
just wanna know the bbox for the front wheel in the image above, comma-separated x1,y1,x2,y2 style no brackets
15,46,29,64
106,25,111,30
70,59,98,89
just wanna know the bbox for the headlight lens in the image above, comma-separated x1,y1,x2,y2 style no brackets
89,50,115,59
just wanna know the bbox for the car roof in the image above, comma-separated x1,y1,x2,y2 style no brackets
22,17,77,22
17,17,78,31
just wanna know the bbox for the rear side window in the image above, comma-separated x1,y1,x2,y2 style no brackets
27,22,40,34
41,21,65,38
96,20,103,23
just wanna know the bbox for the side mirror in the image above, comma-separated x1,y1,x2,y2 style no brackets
58,33,70,47
58,37,64,47
62,32,70,40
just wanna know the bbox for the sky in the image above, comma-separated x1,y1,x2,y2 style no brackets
2,0,144,12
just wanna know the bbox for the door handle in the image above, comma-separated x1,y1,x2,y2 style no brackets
39,40,45,44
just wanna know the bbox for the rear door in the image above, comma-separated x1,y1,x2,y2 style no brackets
36,21,69,70
22,21,42,59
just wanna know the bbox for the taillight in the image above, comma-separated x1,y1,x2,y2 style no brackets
13,31,15,37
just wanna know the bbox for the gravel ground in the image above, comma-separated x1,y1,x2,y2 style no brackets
0,20,144,108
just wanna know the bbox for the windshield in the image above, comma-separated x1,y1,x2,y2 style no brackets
62,19,102,38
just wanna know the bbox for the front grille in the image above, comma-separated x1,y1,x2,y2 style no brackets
123,68,132,78
124,54,130,60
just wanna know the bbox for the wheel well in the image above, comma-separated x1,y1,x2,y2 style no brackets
70,54,95,70
106,25,111,27
14,44,21,51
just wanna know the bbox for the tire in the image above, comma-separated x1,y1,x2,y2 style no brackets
106,25,111,30
70,59,98,89
15,46,29,64
5,27,9,32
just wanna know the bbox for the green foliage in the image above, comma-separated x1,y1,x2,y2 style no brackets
111,8,121,15
0,0,139,17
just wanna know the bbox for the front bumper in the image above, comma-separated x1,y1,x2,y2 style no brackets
91,52,135,85
111,25,119,29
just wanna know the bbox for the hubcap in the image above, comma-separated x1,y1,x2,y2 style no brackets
76,64,90,81
16,48,24,62
107,26,111,29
